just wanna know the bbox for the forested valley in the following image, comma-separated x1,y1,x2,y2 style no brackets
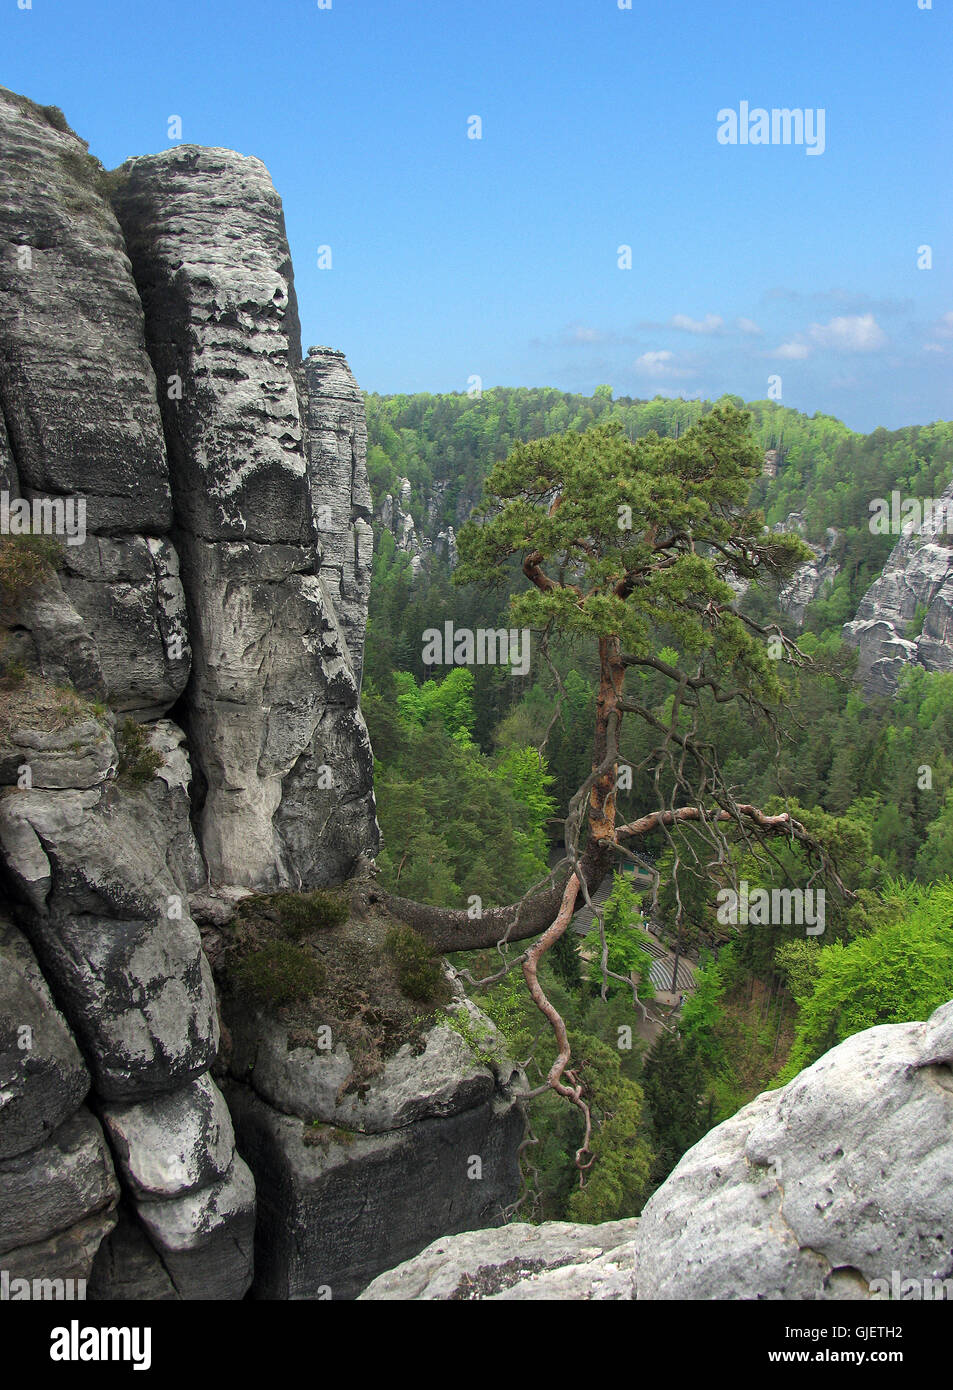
360,387,953,1221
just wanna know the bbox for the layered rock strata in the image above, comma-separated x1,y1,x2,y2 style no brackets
110,147,378,889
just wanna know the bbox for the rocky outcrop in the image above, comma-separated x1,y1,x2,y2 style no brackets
776,516,841,626
718,512,842,625
0,914,89,1158
218,908,526,1299
0,87,190,718
376,477,425,575
110,147,377,890
303,347,374,686
358,1219,638,1300
223,987,526,1301
844,485,953,696
374,477,460,578
0,714,254,1298
228,1082,524,1300
362,996,953,1299
0,727,216,1100
0,913,120,1289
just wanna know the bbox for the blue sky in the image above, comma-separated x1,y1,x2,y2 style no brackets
3,0,951,430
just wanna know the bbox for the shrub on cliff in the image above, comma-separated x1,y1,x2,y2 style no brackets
229,941,326,1008
116,718,163,785
271,889,350,938
385,925,442,1001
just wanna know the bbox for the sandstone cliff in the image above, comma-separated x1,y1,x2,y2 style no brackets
0,87,525,1301
844,481,953,696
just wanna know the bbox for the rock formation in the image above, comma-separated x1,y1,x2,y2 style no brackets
302,347,374,687
361,997,953,1299
844,483,953,696
109,147,377,890
775,515,841,627
0,86,529,1302
376,478,426,575
375,476,461,578
0,91,188,718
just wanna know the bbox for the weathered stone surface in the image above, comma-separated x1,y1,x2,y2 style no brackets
60,535,189,718
0,914,89,1158
176,538,376,887
110,149,378,889
0,1107,118,1254
110,145,309,544
637,999,953,1299
229,1010,502,1134
0,719,115,791
0,88,190,716
134,1156,255,1300
1,572,106,700
359,1220,638,1301
87,1203,179,1301
0,781,217,1100
270,701,378,890
100,1074,236,1199
145,719,207,895
844,483,953,695
302,347,373,686
226,1081,525,1299
0,89,171,528
1,1208,116,1291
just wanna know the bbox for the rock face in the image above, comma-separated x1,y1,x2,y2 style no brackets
303,347,374,687
110,148,378,889
0,88,190,718
0,732,217,1101
220,952,526,1299
0,91,379,1301
0,912,120,1290
844,483,953,695
776,517,841,627
226,1067,524,1300
376,477,425,575
361,997,953,1300
358,1219,639,1301
0,915,90,1159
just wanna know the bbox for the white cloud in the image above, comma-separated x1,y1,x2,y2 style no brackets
634,350,694,379
808,313,887,352
670,313,724,335
773,341,811,360
737,317,763,335
769,313,887,362
935,311,953,338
